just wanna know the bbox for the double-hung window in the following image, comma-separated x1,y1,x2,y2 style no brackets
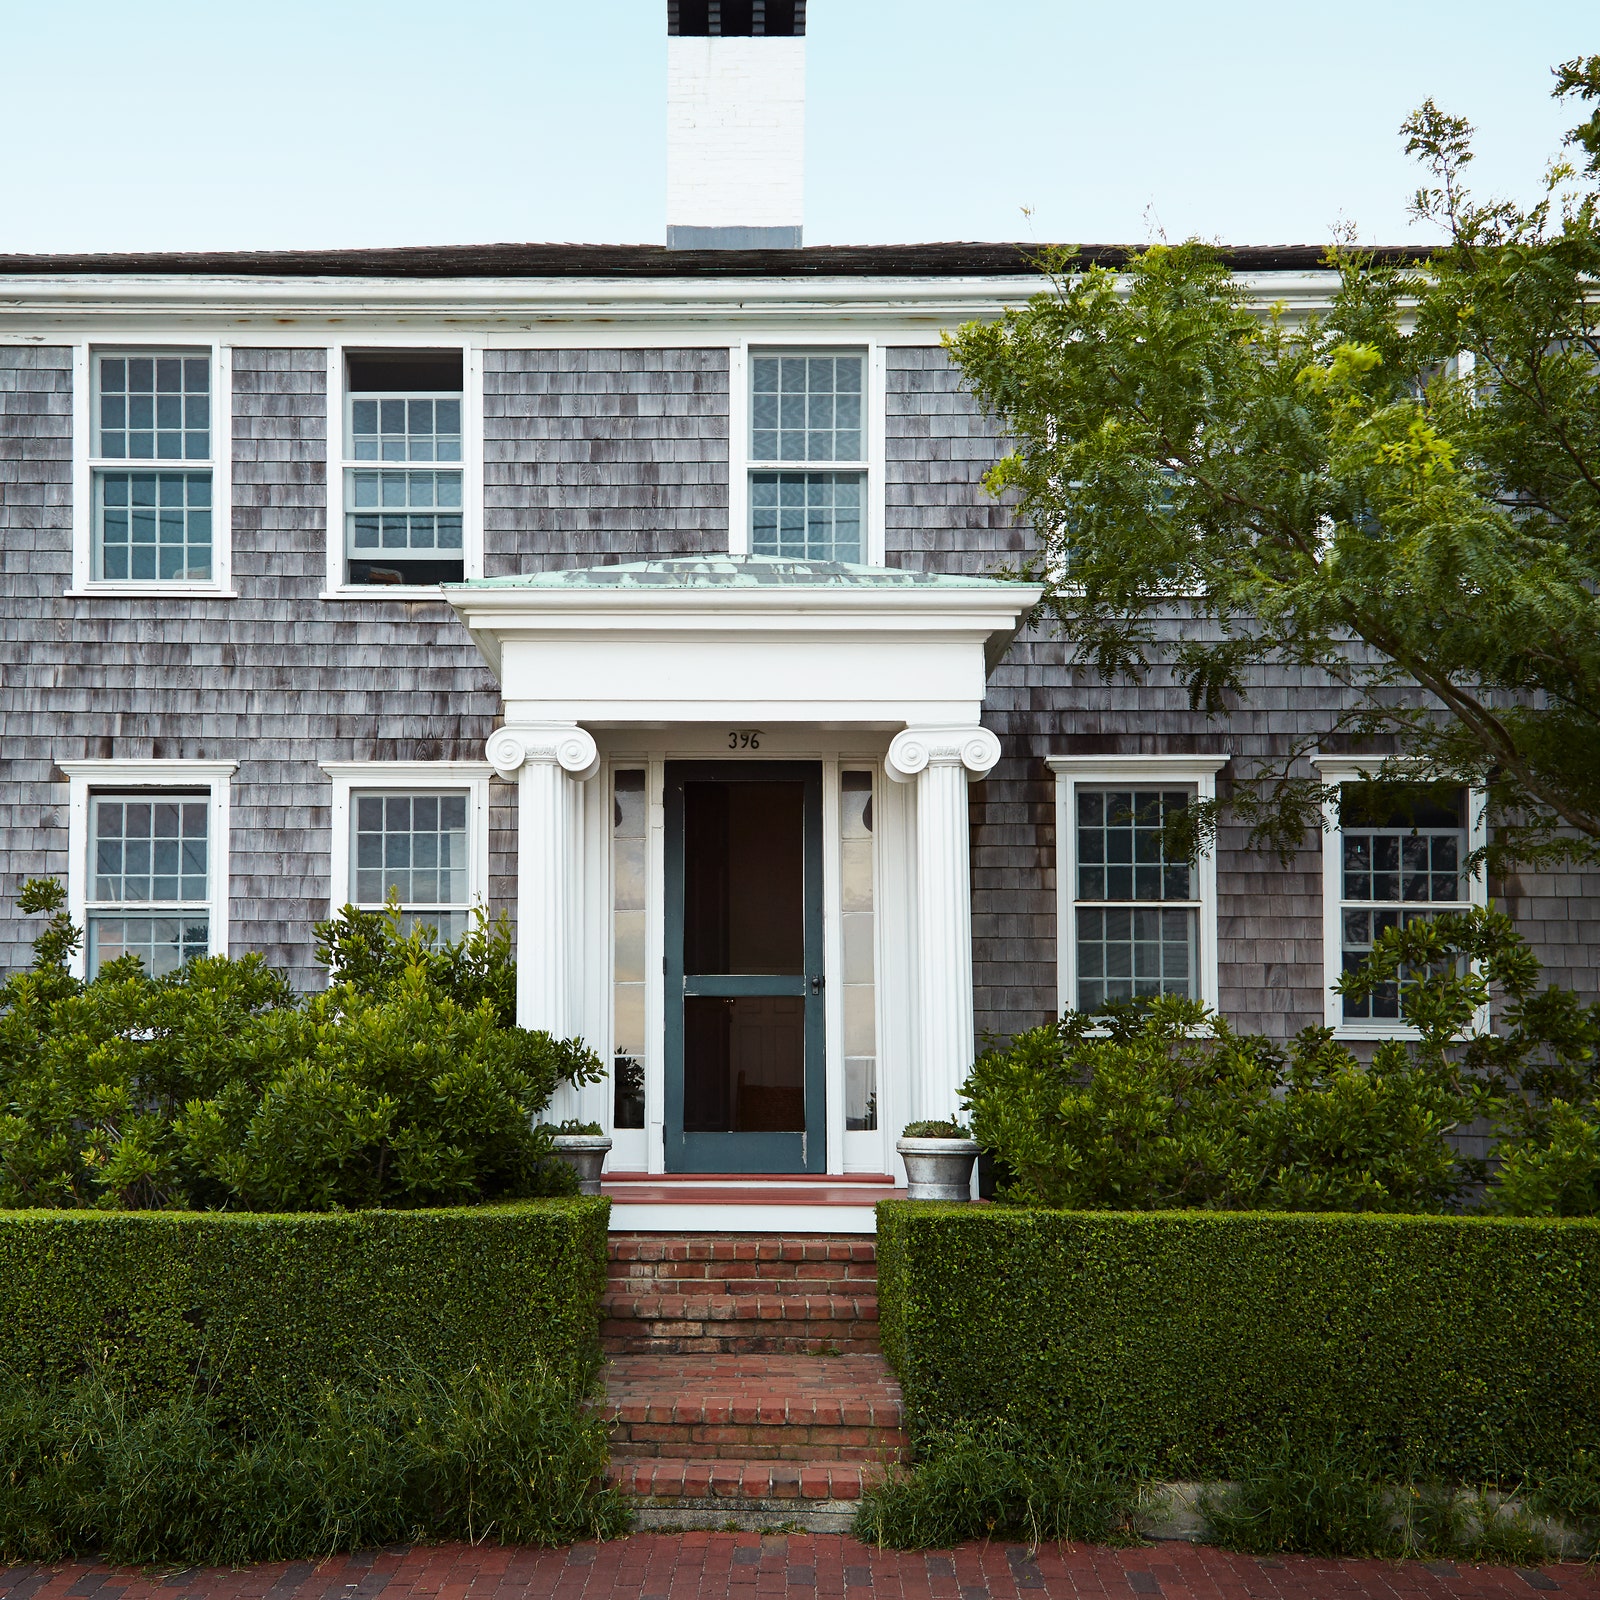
746,349,868,562
86,350,222,589
1048,756,1226,1018
340,352,465,588
61,760,235,980
323,763,490,943
1312,758,1485,1033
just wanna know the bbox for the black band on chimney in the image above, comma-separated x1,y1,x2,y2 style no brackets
668,0,803,35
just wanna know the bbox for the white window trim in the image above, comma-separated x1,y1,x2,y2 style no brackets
321,343,484,600
320,761,492,923
727,339,886,565
1310,754,1489,1040
1047,755,1228,1019
68,343,235,598
59,759,236,979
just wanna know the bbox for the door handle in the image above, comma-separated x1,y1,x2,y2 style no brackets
809,974,824,995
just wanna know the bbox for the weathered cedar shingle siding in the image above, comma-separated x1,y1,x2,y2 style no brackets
483,348,729,569
3,337,1595,1036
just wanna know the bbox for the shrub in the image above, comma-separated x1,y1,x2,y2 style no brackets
0,882,602,1210
963,998,1478,1212
0,1362,631,1564
0,1199,611,1411
875,1203,1600,1483
962,909,1600,1215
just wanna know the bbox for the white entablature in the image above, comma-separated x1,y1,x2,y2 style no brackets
447,555,1039,729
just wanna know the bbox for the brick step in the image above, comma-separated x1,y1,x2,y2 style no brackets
601,1292,879,1355
608,1261,878,1290
604,1353,906,1462
610,1235,878,1265
609,1456,881,1505
603,1291,878,1323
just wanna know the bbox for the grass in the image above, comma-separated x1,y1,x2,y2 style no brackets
0,1361,632,1565
853,1428,1145,1550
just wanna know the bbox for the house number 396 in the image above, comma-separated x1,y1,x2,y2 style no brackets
727,729,761,749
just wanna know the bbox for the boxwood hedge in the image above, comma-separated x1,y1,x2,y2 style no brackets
0,1197,610,1413
876,1202,1600,1479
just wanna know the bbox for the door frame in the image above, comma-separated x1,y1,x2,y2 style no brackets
662,759,827,1174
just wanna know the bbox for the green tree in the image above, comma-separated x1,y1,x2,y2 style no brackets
945,59,1600,867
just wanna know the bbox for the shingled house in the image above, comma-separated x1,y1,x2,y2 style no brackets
3,2,1596,1236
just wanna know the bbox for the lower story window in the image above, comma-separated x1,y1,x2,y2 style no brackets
86,792,211,977
351,791,472,940
1336,783,1471,1023
1047,756,1226,1021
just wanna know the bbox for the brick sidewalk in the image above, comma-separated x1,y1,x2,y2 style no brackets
2,1535,1596,1600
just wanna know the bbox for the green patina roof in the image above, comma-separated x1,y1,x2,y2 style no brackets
450,555,1017,591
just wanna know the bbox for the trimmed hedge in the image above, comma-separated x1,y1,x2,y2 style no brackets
876,1202,1600,1479
0,1197,610,1413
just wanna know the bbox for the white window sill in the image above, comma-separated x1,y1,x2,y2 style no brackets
64,586,237,599
320,586,457,601
1332,1023,1422,1042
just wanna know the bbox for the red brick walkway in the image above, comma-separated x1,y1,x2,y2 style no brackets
2,1535,1595,1600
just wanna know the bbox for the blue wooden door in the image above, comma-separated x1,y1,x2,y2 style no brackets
663,761,825,1174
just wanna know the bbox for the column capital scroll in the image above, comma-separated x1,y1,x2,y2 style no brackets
486,723,600,782
885,724,1002,784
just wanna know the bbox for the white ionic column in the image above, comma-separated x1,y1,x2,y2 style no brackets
886,724,1003,1123
487,723,599,1036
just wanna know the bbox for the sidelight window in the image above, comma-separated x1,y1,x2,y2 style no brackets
612,770,648,1131
841,770,878,1132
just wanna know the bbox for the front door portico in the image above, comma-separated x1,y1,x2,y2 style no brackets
447,556,1040,1183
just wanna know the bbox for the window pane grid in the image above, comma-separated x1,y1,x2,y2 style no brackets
87,915,209,978
351,793,470,931
751,354,865,463
96,354,210,462
91,796,209,905
349,394,462,463
95,471,213,581
1338,807,1470,1023
1073,786,1198,1012
751,471,864,562
346,469,463,554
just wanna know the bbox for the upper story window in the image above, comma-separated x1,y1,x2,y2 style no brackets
90,351,215,585
748,350,866,562
341,351,464,588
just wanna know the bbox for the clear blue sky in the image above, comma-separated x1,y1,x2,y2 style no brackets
2,1,1592,254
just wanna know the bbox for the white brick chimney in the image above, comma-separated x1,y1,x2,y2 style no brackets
666,0,805,249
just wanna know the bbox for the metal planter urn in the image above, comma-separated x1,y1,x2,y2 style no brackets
551,1133,612,1196
896,1128,980,1202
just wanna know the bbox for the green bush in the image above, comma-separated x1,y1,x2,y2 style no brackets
875,1203,1600,1482
0,1362,631,1564
962,909,1600,1215
0,1199,611,1411
0,881,602,1210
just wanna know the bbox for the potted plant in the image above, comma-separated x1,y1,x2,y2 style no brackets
896,1119,979,1201
549,1120,612,1196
